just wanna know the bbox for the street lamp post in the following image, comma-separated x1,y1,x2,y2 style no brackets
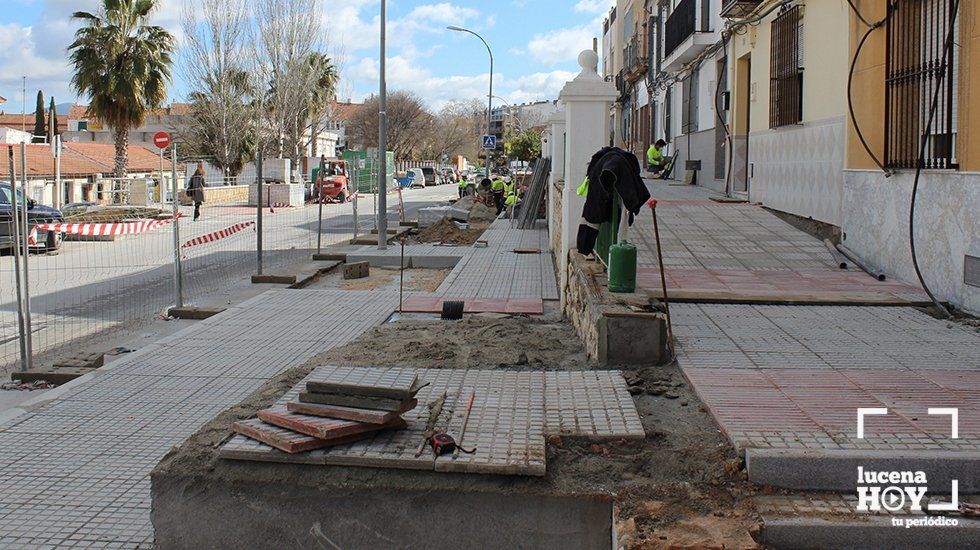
447,25,493,168
378,0,388,250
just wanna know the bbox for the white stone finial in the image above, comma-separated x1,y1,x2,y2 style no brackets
577,50,599,79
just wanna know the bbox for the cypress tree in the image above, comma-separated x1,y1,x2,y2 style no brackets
32,91,45,143
48,97,59,142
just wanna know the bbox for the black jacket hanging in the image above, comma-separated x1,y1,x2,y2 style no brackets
576,147,651,255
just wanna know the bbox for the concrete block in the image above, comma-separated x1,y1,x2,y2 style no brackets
168,307,225,320
11,367,93,385
251,274,298,284
761,516,980,549
343,261,370,280
313,252,347,261
599,312,666,366
418,206,451,227
450,207,470,222
53,353,104,369
746,448,980,493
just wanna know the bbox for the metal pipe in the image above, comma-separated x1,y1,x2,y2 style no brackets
823,239,849,270
171,145,183,308
256,151,264,275
18,143,32,366
8,146,28,371
448,25,494,173
836,243,887,282
377,0,388,250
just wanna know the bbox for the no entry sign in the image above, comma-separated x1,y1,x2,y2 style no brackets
153,131,171,150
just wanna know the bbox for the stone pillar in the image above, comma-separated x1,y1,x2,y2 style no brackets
546,109,566,248
557,50,618,305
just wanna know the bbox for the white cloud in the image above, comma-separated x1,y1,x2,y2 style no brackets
573,0,614,14
526,22,598,65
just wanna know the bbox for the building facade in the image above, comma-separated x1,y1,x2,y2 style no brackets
601,0,980,312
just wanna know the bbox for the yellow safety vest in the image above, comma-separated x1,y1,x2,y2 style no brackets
576,177,589,197
492,179,505,191
648,145,664,165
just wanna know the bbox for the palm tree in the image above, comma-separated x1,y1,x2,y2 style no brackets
68,0,175,177
303,52,339,158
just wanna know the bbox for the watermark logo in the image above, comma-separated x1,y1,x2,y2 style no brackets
855,407,960,527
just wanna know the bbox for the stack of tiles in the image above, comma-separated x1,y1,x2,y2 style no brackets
232,371,422,454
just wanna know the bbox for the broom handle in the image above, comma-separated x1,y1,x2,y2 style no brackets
648,199,675,359
453,392,475,458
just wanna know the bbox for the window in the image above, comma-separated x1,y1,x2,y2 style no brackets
769,5,803,128
885,0,959,169
681,71,699,134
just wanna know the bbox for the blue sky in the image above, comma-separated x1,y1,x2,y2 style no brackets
0,0,614,112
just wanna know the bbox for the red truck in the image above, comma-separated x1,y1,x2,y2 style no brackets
313,160,350,203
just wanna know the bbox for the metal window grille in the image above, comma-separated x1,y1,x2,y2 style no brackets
885,0,959,169
769,6,803,128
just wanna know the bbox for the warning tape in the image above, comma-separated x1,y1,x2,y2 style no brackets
181,221,255,250
29,213,182,245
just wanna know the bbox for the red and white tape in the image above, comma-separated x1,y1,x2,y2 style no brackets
29,213,182,245
181,221,255,250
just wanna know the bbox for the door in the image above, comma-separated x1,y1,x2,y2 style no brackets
732,54,752,194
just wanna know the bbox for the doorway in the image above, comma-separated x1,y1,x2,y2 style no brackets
732,53,751,195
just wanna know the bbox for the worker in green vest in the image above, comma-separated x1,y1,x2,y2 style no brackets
505,183,521,216
647,139,666,173
491,174,506,215
458,174,469,198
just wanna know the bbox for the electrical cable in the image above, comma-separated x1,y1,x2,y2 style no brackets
845,1,895,177
908,0,959,318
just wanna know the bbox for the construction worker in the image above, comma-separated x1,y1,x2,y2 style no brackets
647,139,667,173
505,183,521,217
458,174,469,198
491,174,506,215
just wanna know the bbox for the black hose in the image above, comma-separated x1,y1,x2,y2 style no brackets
715,31,734,197
908,0,959,318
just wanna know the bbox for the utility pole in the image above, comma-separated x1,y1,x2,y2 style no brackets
378,0,388,250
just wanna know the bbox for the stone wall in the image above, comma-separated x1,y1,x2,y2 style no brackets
563,252,667,366
179,185,250,206
550,179,564,261
841,169,980,314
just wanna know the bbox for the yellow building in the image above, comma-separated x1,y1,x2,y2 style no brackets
842,0,979,313
725,0,850,225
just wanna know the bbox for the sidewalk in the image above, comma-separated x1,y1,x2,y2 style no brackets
633,180,929,304
638,180,980,495
0,289,398,547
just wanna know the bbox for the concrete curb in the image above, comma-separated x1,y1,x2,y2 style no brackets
746,448,980,493
761,516,980,549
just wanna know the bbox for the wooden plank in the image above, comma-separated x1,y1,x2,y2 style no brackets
298,391,413,411
306,373,420,400
232,419,339,454
286,399,417,425
257,406,406,440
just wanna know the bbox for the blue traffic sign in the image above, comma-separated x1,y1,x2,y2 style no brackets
482,135,497,150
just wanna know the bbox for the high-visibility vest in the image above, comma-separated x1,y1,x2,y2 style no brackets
504,181,515,196
458,178,468,188
648,145,664,165
492,178,505,191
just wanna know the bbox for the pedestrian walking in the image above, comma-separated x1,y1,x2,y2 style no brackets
187,162,206,221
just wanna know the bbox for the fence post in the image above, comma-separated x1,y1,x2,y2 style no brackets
256,151,264,275
171,145,184,308
316,156,325,255
352,164,360,241
8,146,29,371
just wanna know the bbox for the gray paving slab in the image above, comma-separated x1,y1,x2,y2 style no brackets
220,365,644,476
0,289,398,546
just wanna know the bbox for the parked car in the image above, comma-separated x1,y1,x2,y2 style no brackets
0,184,64,252
420,167,438,187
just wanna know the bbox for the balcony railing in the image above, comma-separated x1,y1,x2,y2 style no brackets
721,0,763,18
623,34,648,81
665,0,711,59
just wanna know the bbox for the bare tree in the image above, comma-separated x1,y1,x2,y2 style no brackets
252,0,324,166
181,0,255,178
425,99,485,162
347,91,434,160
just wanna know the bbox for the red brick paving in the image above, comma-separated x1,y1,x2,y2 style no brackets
637,268,927,298
684,367,980,442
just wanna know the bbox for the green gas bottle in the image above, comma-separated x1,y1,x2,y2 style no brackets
608,240,637,293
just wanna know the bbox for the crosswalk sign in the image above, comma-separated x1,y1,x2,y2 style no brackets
482,135,496,150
